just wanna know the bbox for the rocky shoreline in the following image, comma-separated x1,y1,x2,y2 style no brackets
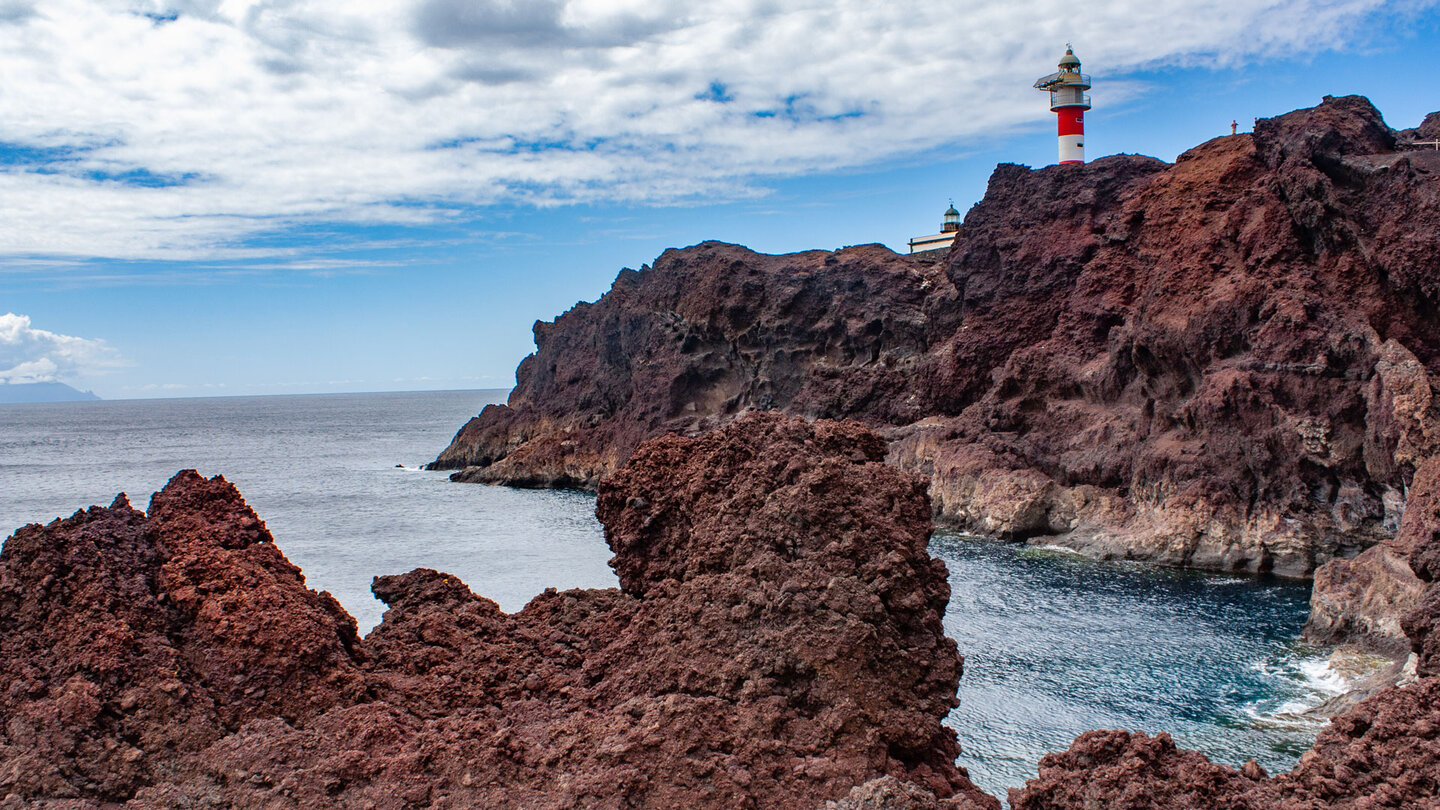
1007,454,1440,809
0,415,997,809
432,98,1440,598
4,418,1439,807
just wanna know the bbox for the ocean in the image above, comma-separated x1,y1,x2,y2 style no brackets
0,389,1335,800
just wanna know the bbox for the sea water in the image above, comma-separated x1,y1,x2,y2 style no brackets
0,390,1332,800
935,536,1329,798
0,389,614,631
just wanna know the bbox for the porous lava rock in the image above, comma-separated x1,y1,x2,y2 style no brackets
824,775,973,809
1007,451,1440,810
433,96,1440,582
0,471,365,805
1,415,996,809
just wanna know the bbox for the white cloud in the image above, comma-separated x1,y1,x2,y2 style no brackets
0,0,1428,260
0,312,126,383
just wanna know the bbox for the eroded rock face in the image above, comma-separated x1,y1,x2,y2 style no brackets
430,242,958,488
1304,537,1423,657
1008,451,1440,810
432,96,1440,580
1403,457,1440,677
0,416,995,809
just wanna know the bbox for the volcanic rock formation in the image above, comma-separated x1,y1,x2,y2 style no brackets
0,414,996,810
1006,451,1440,810
433,96,1440,586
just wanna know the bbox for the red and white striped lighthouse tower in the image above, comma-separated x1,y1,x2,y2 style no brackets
1033,47,1092,165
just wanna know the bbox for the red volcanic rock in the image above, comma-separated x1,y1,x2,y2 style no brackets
1304,536,1423,657
0,471,366,805
2,416,995,809
433,96,1440,583
0,496,184,803
1407,458,1440,585
146,471,368,726
1008,730,1274,810
430,242,958,487
1010,677,1440,810
352,413,995,809
825,775,977,809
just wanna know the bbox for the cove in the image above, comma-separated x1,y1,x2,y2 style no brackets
2,390,1334,800
934,533,1326,798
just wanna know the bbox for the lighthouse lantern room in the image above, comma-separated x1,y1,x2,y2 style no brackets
1033,47,1092,165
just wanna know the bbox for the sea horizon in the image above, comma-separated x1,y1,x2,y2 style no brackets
0,384,515,405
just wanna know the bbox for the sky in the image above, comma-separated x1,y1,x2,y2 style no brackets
1,0,1437,399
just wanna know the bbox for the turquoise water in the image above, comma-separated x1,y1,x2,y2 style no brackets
0,390,1330,799
933,535,1325,798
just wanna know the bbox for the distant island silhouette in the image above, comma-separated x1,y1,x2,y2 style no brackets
0,381,100,404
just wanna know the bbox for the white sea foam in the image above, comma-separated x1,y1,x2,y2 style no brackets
1297,657,1351,695
1238,652,1357,728
1240,703,1318,728
1029,544,1087,557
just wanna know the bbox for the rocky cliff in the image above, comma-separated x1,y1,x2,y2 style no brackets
433,96,1440,582
0,414,996,809
1007,451,1440,810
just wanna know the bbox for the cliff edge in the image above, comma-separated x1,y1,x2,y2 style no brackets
432,97,1440,589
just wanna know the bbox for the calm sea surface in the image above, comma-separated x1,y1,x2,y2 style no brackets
1,390,1332,801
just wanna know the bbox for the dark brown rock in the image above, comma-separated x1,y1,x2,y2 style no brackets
1008,677,1440,810
145,471,368,728
1008,730,1275,810
823,775,973,809
2,416,995,809
1403,457,1440,675
431,242,959,487
433,96,1440,581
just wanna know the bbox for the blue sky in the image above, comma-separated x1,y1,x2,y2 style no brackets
1,0,1437,399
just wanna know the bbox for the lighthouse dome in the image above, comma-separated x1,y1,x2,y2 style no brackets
1058,48,1080,68
942,202,961,232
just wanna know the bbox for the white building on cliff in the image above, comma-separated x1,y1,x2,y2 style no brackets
908,202,960,255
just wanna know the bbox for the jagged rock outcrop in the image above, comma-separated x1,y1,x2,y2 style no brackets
432,96,1440,580
0,472,365,804
0,415,995,809
1007,451,1440,810
430,242,958,488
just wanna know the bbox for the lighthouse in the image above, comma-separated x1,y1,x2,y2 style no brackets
1033,47,1092,165
907,202,962,255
